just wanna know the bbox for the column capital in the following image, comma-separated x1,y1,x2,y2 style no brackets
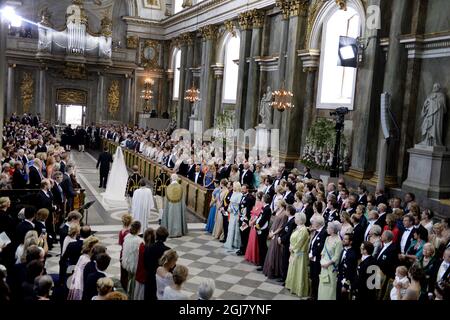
224,20,237,37
211,63,224,79
249,9,265,29
298,49,320,71
289,0,309,17
8,63,17,68
179,32,195,45
238,11,252,30
199,25,219,40
276,0,291,20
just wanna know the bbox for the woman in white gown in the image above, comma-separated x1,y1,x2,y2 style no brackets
102,146,128,208
224,182,243,251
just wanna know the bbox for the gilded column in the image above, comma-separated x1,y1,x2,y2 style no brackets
234,12,253,129
244,9,265,130
199,25,218,129
6,64,15,117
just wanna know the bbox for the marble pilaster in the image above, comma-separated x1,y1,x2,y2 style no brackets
37,66,47,119
96,73,105,123
182,35,195,129
6,64,15,118
125,74,133,124
212,64,224,118
244,10,264,130
177,38,188,128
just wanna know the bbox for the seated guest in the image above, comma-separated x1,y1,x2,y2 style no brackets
197,279,215,300
161,265,189,300
92,277,114,300
156,249,178,300
82,253,111,301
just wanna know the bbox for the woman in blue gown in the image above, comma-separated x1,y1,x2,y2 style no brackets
205,180,220,233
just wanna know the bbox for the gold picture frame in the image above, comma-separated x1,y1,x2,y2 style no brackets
142,0,161,10
141,40,160,69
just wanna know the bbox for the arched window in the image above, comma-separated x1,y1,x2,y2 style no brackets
172,49,181,100
174,0,184,14
222,35,240,103
317,7,361,109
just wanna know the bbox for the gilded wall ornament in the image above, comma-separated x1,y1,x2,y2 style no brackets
100,10,112,37
289,0,309,17
224,20,237,37
127,35,139,49
56,88,87,105
200,25,218,40
20,72,34,114
179,32,195,45
238,11,252,30
39,7,52,27
141,40,160,69
306,0,325,47
63,62,87,79
275,0,291,20
249,9,265,28
335,0,347,10
108,80,121,116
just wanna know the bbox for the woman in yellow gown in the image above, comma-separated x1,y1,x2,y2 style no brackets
285,212,310,298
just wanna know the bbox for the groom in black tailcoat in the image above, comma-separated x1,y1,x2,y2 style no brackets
96,147,113,188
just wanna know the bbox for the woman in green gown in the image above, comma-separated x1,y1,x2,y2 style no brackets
285,212,310,298
318,221,343,300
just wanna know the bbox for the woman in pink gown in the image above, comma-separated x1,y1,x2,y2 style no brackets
245,192,264,265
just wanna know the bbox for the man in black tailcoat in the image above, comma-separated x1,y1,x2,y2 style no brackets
96,147,113,188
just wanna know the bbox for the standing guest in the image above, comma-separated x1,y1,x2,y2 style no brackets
224,182,243,252
418,243,440,299
156,249,178,300
421,209,434,235
323,199,340,226
205,180,220,234
376,230,398,299
161,174,188,238
12,162,27,189
122,221,143,298
15,207,36,246
278,205,297,283
134,228,155,300
255,194,272,272
191,164,204,185
228,165,240,183
339,212,353,239
104,291,128,300
390,266,410,300
293,191,303,212
118,214,132,290
59,211,82,254
60,226,92,284
144,227,170,301
82,253,111,301
61,165,76,213
399,264,425,300
96,147,113,189
318,221,343,300
46,156,56,180
34,275,54,301
253,163,262,190
436,248,449,289
383,214,401,244
67,236,99,300
92,277,114,300
368,225,383,257
62,224,80,257
237,184,255,256
363,210,379,241
357,185,368,206
263,200,288,279
212,179,228,241
355,241,377,300
336,233,357,300
271,186,284,212
285,212,310,298
161,265,189,300
245,192,264,265
400,215,415,256
204,164,216,190
308,215,327,300
401,229,426,264
82,244,107,293
219,181,233,243
240,162,254,190
403,192,415,214
51,172,65,225
28,158,43,189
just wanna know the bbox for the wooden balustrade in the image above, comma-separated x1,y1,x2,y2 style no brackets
103,140,211,221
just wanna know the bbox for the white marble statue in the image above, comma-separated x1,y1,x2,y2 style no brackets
419,83,447,147
259,86,273,127
191,100,200,119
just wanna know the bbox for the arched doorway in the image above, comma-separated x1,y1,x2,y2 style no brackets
55,88,87,127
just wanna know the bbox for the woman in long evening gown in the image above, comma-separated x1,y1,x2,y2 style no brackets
263,200,288,278
318,221,343,300
212,179,228,240
245,192,264,265
224,182,243,251
285,212,310,298
205,181,220,233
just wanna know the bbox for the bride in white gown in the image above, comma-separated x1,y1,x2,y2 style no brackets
102,146,129,208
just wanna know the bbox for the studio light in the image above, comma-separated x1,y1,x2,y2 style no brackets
338,36,357,68
339,45,355,60
1,6,22,27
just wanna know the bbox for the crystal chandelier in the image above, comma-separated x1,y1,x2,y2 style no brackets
271,82,294,112
141,78,154,112
184,81,200,103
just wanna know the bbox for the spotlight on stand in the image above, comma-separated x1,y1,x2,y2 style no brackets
1,6,22,27
338,36,357,68
329,107,349,178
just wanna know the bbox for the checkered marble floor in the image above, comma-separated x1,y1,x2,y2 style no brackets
45,230,301,300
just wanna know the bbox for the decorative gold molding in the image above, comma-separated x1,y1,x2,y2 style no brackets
179,32,195,45
289,0,309,17
100,10,112,37
39,7,52,27
20,72,34,114
126,35,139,49
224,20,237,37
107,80,121,116
56,88,87,105
249,9,265,28
63,62,87,80
200,25,219,40
238,11,252,30
276,0,291,20
335,0,347,11
306,0,325,48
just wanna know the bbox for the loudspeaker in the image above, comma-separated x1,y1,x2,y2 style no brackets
380,92,391,139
